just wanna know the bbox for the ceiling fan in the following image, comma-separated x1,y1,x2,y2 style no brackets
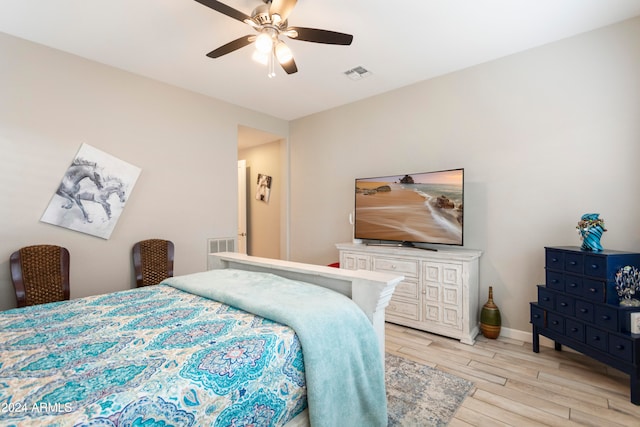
194,0,353,76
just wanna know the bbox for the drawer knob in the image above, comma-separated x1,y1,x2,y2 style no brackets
580,308,588,313
570,261,577,265
552,320,559,325
568,283,577,288
551,279,558,284
533,314,540,319
571,327,578,332
601,315,610,321
616,344,625,350
552,258,558,262
560,302,568,307
592,336,600,341
591,264,598,269
589,288,597,293
543,297,550,301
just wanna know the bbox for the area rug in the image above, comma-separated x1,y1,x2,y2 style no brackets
386,353,474,426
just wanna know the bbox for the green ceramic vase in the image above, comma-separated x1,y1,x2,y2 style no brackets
480,286,501,339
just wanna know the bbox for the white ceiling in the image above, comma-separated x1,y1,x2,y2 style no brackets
1,0,640,122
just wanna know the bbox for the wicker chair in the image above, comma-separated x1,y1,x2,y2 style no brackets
132,239,174,287
10,245,70,308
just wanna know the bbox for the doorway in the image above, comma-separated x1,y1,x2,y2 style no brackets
237,126,286,259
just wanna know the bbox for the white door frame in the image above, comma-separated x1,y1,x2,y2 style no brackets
237,159,247,254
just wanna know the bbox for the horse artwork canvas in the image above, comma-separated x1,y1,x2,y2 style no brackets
41,143,141,239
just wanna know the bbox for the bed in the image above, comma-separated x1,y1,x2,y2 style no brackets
0,252,403,427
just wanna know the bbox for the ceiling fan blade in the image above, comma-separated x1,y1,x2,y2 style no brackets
206,35,254,58
193,0,252,24
286,27,353,45
279,56,298,75
270,0,297,23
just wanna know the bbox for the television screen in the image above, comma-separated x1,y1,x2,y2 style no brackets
354,168,464,246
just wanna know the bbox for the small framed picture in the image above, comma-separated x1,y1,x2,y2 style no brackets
631,312,640,335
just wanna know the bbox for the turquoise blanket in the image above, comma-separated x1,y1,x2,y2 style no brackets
163,268,387,427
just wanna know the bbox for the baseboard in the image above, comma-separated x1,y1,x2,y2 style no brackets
496,326,532,342
496,326,574,350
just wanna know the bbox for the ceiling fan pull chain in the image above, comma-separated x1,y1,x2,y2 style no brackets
268,51,276,79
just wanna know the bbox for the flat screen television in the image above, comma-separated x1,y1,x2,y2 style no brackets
354,168,464,247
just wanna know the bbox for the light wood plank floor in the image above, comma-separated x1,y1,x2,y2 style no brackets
385,323,640,426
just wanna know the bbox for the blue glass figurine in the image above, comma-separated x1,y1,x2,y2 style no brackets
576,213,606,252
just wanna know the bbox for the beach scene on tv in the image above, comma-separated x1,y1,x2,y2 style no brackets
355,169,463,245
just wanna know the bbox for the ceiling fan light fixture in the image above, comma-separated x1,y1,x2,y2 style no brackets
198,0,354,77
275,41,293,64
255,32,274,53
283,29,298,38
252,50,270,65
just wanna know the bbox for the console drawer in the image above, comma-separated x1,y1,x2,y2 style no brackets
387,298,420,321
394,279,420,299
374,257,419,278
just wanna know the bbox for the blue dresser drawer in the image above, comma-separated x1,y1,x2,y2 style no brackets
584,255,607,279
565,252,584,274
565,319,585,342
594,305,618,331
609,335,633,363
582,278,605,302
537,286,554,310
548,313,564,334
555,294,574,316
575,300,594,323
530,304,544,328
545,271,564,291
545,250,564,271
586,326,608,351
564,274,582,296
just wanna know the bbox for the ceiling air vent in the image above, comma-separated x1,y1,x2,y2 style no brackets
344,66,372,81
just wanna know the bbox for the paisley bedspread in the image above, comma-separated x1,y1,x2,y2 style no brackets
0,285,306,426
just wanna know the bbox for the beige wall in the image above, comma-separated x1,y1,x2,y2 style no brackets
288,17,640,335
3,17,640,337
0,32,288,311
238,140,283,259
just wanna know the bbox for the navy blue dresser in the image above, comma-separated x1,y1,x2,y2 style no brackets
530,246,640,405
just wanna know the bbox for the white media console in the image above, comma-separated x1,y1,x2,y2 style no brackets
336,242,482,344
